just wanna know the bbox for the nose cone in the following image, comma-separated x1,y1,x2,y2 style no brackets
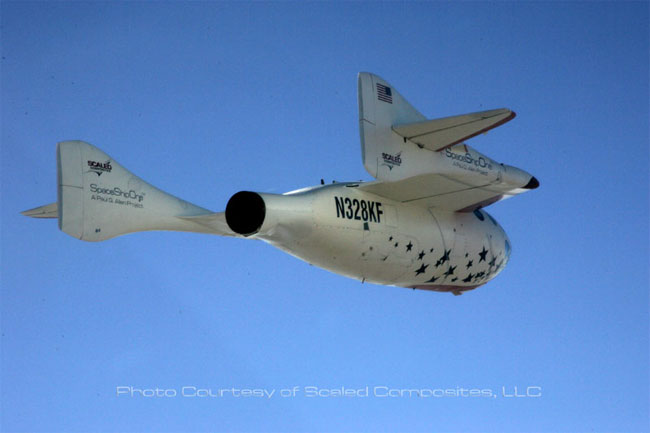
523,176,540,190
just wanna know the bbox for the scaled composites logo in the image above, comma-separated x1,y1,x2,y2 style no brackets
87,160,112,176
381,152,402,170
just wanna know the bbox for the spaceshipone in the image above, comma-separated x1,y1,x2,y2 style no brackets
23,73,538,295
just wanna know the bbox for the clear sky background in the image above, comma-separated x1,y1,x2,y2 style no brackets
1,2,648,432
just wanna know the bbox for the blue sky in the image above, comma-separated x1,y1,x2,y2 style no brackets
1,2,648,432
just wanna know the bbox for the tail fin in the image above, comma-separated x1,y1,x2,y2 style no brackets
24,141,224,241
358,73,516,181
358,72,426,179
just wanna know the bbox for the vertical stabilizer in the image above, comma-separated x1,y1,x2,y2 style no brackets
54,141,214,241
358,72,426,180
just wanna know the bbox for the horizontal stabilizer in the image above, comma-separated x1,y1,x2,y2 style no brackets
392,108,515,152
22,202,58,218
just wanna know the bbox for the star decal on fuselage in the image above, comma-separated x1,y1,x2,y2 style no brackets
377,233,499,288
478,246,488,262
415,263,428,276
444,265,456,277
435,249,451,267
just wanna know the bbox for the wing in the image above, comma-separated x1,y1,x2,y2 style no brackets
357,73,538,211
359,169,539,212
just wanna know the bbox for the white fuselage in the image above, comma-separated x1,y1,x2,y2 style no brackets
23,73,536,295
244,183,510,294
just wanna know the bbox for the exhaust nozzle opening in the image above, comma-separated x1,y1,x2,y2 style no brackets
225,191,266,236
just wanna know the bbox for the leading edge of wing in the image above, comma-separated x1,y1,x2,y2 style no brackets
358,170,537,213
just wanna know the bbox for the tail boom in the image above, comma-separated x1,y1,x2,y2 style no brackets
24,141,233,241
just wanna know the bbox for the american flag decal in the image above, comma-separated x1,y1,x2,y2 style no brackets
376,83,393,104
